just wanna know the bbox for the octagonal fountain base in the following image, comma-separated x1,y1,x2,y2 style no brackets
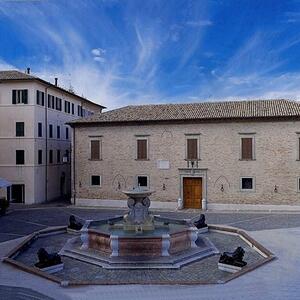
59,216,219,269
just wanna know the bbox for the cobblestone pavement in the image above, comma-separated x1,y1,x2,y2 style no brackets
1,205,300,242
14,231,264,284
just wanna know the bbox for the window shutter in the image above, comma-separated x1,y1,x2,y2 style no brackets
137,140,147,159
91,140,100,160
241,138,253,160
22,90,28,104
12,90,16,104
187,139,198,159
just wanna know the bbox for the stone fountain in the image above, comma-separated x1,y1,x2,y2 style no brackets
60,188,218,269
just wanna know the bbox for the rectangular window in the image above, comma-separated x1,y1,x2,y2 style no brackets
49,150,53,164
91,175,101,186
137,139,148,160
38,122,42,137
90,140,101,160
57,126,60,139
16,122,24,137
66,127,69,140
49,124,53,138
241,137,254,160
298,138,300,160
16,150,25,165
186,138,198,160
36,90,45,106
57,150,61,163
240,177,255,191
71,103,75,115
12,89,28,104
64,101,71,113
77,105,82,116
137,175,149,189
56,97,62,111
38,150,43,165
298,177,300,192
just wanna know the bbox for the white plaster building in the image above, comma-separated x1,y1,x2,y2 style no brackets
0,70,104,204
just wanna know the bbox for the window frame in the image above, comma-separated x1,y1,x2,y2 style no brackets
49,149,53,164
38,149,43,165
16,150,25,165
136,175,149,189
91,175,101,187
240,177,255,192
16,122,25,137
49,124,53,138
38,122,43,138
240,135,255,160
136,137,149,160
12,89,28,104
89,139,102,160
185,134,200,160
57,149,61,164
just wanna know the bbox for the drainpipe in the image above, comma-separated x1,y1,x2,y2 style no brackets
72,126,76,205
44,86,49,203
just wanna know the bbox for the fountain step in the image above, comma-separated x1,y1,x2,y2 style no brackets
59,236,219,270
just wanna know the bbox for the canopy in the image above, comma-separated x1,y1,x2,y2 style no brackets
0,178,12,188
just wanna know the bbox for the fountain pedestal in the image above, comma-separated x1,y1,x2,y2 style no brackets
122,189,155,231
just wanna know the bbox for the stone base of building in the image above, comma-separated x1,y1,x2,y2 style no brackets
74,198,300,212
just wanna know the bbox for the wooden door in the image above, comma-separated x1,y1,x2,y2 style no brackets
183,178,202,209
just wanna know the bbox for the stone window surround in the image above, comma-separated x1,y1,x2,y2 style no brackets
136,174,150,189
239,133,256,161
88,135,102,161
240,176,255,192
185,133,201,161
179,168,207,206
135,135,150,160
90,175,102,187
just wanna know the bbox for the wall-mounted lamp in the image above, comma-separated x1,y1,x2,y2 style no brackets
274,185,278,193
220,184,224,192
162,183,166,191
118,181,121,190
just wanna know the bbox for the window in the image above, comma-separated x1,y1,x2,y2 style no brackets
49,150,53,164
36,90,45,106
63,149,70,163
298,178,300,192
71,103,74,115
77,105,82,116
91,175,101,186
16,150,25,165
48,95,55,109
57,150,61,163
241,137,254,160
49,124,53,138
16,122,24,137
137,139,148,160
56,97,62,111
38,150,43,165
137,175,149,189
66,127,69,140
12,89,28,104
57,126,60,139
38,122,43,137
64,101,70,113
90,140,101,160
298,138,300,160
186,138,198,160
240,177,255,191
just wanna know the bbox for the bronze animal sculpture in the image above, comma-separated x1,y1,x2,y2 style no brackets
68,215,83,230
35,248,62,269
219,246,247,267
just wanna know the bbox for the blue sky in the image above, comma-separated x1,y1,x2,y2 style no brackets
1,0,300,109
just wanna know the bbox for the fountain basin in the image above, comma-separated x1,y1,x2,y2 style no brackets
80,217,198,257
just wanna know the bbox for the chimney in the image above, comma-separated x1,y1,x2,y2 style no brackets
26,67,30,74
54,78,58,86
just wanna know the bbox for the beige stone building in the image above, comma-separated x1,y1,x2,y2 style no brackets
0,70,104,204
70,99,300,211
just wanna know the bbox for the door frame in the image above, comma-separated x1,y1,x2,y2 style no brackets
179,168,207,208
11,184,25,203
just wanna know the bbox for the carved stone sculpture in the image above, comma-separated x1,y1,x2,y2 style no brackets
194,214,207,229
35,248,62,269
219,246,247,267
68,215,83,230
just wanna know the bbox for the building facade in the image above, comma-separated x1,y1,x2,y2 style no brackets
0,70,104,204
70,99,300,211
